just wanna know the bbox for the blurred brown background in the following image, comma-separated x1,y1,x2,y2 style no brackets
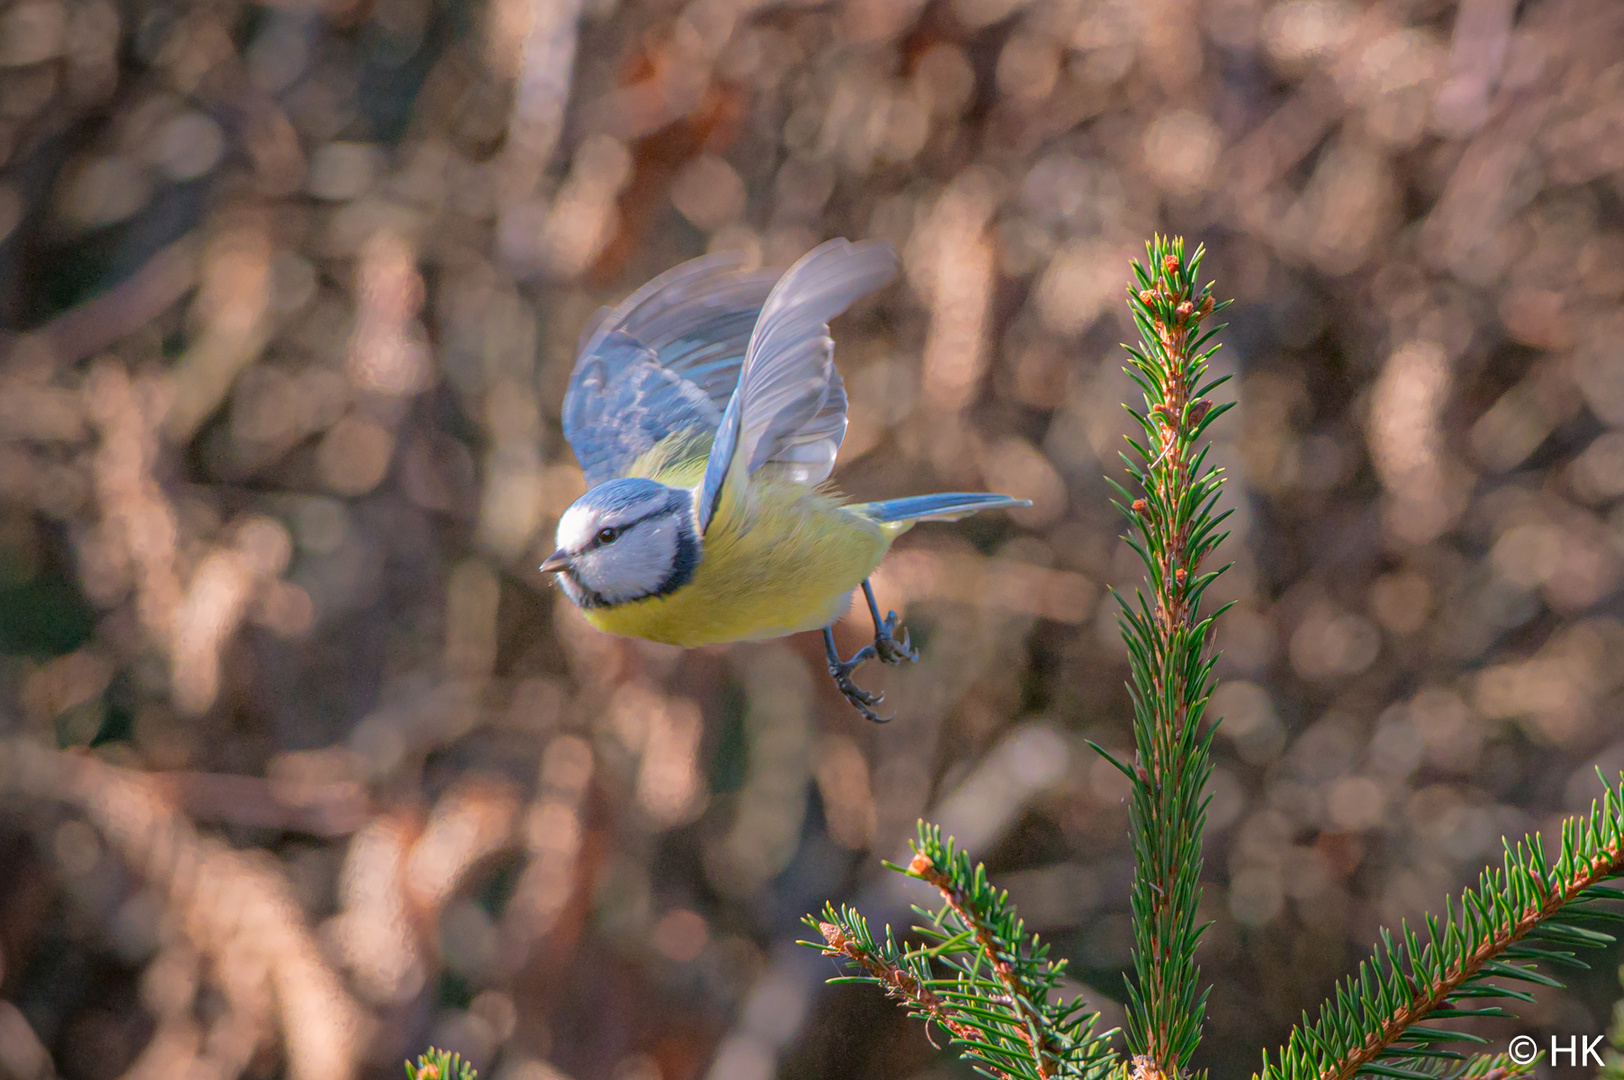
2,0,1624,1075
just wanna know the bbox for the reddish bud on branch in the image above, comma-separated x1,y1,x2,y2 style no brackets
819,922,850,952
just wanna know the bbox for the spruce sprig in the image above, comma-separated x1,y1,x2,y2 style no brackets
1258,776,1624,1080
406,1048,478,1080
805,823,1119,1080
1098,236,1232,1080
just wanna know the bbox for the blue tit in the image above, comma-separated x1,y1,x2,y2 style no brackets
539,237,1028,721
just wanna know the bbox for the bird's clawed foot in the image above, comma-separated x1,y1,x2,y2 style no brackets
873,609,918,666
825,634,888,723
823,582,921,723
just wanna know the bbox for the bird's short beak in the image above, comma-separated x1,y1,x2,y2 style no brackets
538,549,571,574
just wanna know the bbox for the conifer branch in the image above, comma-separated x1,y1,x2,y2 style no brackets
908,847,1062,1075
1103,236,1231,1079
813,910,1018,1080
805,824,1120,1080
1259,776,1624,1080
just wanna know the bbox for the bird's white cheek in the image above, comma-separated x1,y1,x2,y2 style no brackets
580,529,681,604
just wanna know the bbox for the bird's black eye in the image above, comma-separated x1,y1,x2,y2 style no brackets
596,526,621,545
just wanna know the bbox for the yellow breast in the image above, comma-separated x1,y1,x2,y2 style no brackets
580,471,896,648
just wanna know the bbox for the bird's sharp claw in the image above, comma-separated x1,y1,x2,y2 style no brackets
839,680,891,723
874,612,918,665
825,603,913,722
828,656,891,722
842,680,882,707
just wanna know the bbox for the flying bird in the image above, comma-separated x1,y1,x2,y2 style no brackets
540,237,1028,721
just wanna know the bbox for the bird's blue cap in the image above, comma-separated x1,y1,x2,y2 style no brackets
568,476,672,513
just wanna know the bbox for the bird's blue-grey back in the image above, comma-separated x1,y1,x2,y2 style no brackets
563,253,780,487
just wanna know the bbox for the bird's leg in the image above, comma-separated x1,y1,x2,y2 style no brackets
824,627,888,723
823,581,918,723
861,580,918,665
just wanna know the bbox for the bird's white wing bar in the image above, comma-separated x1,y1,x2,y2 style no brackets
563,253,780,487
696,238,898,533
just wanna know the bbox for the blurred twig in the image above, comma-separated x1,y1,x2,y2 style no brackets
0,738,367,1080
1,235,200,372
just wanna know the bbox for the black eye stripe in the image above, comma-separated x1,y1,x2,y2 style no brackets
579,506,673,553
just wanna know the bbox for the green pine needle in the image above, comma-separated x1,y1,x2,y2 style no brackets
406,1049,478,1080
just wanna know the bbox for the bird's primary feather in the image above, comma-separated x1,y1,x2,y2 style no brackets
563,239,896,501
696,238,898,533
563,254,778,487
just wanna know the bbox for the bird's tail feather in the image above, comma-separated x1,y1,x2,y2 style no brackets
856,493,1030,524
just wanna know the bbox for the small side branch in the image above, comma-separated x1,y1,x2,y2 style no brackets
1260,776,1624,1080
1320,847,1624,1080
806,824,1118,1080
815,919,1010,1078
910,849,1060,1079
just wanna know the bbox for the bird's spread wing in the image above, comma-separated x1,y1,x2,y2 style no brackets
696,238,898,532
562,253,780,487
